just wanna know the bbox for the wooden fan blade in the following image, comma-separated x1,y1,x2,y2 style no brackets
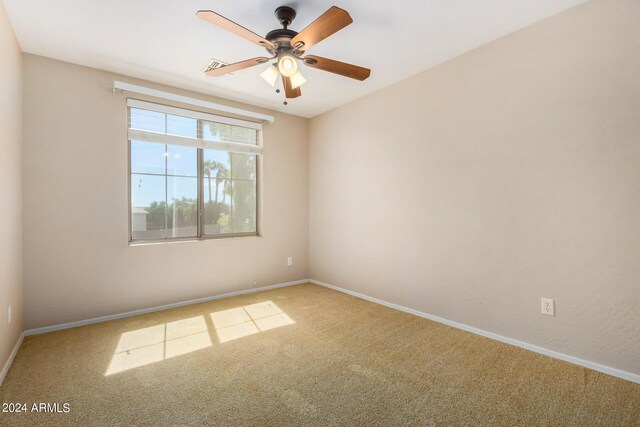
197,10,275,50
302,55,371,81
290,6,352,51
282,75,301,99
205,57,270,77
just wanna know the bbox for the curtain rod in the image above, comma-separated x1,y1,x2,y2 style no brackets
113,81,275,124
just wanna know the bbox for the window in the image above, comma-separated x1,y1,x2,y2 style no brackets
128,99,261,242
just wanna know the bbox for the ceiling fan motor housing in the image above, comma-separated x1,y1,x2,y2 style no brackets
266,7,300,52
265,28,298,47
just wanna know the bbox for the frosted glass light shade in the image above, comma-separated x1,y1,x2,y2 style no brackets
260,65,279,87
290,71,307,89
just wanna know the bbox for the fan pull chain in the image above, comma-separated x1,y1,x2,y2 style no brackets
274,79,287,105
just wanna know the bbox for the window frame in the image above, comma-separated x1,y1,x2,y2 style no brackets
127,99,261,244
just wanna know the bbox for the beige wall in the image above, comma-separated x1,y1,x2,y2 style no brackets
309,0,640,375
22,55,308,329
0,0,23,370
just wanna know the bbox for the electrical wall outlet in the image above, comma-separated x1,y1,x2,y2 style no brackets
287,257,293,266
7,305,12,325
541,298,555,316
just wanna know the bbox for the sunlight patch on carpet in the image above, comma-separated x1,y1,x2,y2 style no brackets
211,301,294,343
105,315,212,375
105,301,294,375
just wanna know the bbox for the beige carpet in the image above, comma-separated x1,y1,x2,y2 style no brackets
1,284,639,426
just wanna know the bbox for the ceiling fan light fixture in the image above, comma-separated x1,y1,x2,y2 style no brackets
290,71,307,89
260,65,280,87
278,54,298,77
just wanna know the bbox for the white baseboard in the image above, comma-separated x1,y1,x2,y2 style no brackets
310,279,640,385
0,332,24,387
24,279,309,336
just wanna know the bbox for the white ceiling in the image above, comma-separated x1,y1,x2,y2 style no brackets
4,0,585,118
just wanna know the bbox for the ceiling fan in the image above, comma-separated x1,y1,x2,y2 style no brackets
196,5,371,104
